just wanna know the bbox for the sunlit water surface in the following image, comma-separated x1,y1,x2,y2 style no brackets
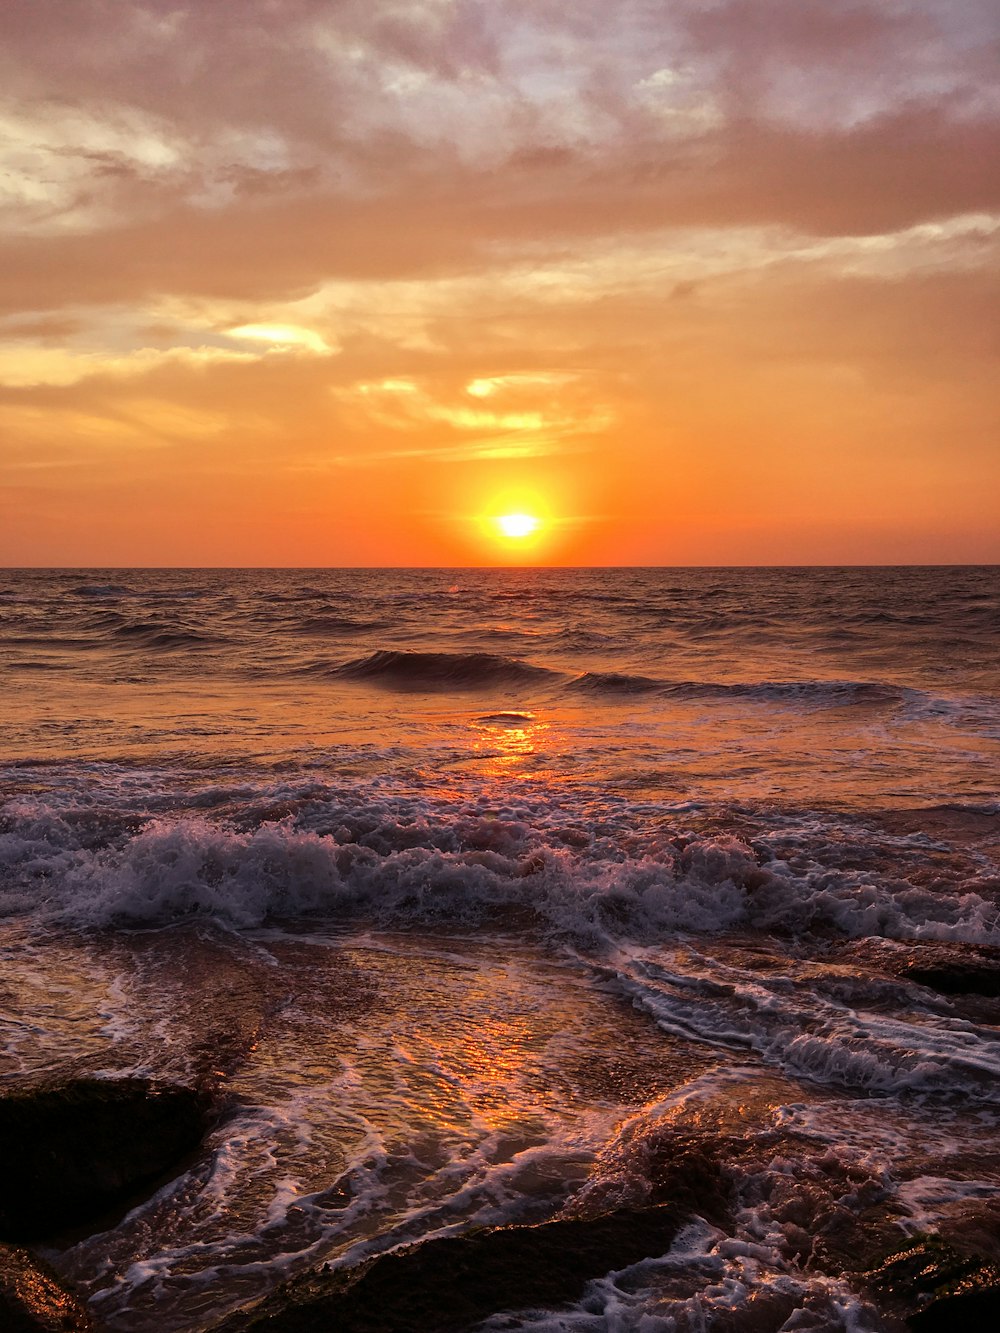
1,567,998,1330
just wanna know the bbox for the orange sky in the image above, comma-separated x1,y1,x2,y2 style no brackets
1,0,998,566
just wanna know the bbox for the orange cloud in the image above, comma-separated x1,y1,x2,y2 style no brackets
0,0,997,564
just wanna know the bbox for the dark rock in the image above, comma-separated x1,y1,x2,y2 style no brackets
215,1205,682,1332
909,1284,1000,1330
866,1234,1000,1330
641,1132,734,1226
902,959,1000,998
0,1243,99,1332
934,1198,1000,1262
562,1127,733,1229
0,1077,214,1241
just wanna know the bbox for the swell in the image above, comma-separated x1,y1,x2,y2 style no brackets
102,623,217,650
567,673,908,708
4,634,105,651
325,649,563,691
65,581,204,601
569,671,664,695
9,619,217,653
672,679,907,707
68,583,130,598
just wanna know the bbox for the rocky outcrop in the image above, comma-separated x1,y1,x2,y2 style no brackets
215,1205,683,1332
0,1076,214,1241
867,1233,1000,1330
0,1244,100,1332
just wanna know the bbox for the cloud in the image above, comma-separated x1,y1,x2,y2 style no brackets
0,1,995,251
0,343,256,389
225,323,332,353
0,1,996,562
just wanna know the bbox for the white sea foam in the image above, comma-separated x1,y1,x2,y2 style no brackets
610,950,1000,1101
1,792,998,951
896,1175,1000,1230
473,1217,883,1332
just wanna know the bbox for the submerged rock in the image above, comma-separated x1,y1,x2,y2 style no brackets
0,1076,214,1241
0,1244,99,1332
561,1125,734,1229
216,1205,682,1332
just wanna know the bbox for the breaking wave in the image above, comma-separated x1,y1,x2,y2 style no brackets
3,797,997,949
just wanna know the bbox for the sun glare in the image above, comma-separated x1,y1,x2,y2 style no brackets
496,512,540,540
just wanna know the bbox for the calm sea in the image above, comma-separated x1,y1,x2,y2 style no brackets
1,566,999,1330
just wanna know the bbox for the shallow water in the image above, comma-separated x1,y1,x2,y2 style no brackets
1,567,999,1330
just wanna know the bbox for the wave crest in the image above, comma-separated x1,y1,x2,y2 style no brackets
2,799,996,948
569,671,663,694
333,649,561,690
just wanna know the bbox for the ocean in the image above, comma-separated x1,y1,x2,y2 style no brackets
2,566,999,1330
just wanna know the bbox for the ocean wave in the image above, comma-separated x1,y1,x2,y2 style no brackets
108,622,217,648
565,674,908,708
6,634,101,650
138,587,206,601
569,671,664,694
897,691,1000,738
331,649,562,690
2,799,996,949
69,583,129,598
670,679,906,707
613,956,1000,1102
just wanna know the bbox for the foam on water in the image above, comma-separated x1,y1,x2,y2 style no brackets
609,950,1000,1100
3,790,998,953
49,930,685,1329
2,567,998,1331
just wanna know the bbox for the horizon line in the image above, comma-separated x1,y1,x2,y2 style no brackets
3,562,998,572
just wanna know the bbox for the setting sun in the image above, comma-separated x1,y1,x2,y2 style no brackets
496,513,540,540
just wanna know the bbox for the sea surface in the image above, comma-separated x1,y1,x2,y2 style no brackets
1,566,999,1331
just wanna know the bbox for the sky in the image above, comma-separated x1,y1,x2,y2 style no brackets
1,0,998,567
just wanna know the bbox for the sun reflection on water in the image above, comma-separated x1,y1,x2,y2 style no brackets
469,712,544,780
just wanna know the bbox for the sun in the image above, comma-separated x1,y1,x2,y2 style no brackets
496,512,540,540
